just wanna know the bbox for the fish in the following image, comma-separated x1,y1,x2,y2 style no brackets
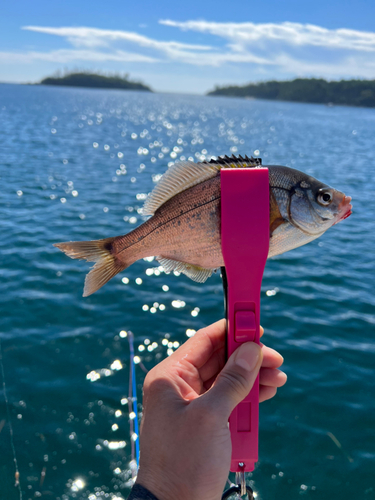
54,155,352,296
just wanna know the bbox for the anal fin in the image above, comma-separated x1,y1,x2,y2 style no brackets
156,257,214,283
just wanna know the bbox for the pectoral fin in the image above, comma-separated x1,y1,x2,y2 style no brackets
269,189,286,236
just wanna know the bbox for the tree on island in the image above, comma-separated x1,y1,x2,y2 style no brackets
207,78,375,108
40,70,152,92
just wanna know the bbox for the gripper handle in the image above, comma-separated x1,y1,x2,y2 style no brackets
220,167,270,472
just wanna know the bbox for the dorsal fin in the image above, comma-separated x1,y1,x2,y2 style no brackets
142,155,263,216
205,154,262,169
142,160,219,216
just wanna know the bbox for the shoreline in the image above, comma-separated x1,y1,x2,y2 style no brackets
1,81,375,109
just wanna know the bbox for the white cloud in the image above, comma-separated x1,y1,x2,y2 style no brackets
23,26,213,52
160,20,375,53
21,25,271,67
0,49,159,64
157,19,375,83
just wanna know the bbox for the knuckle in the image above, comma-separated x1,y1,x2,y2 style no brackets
143,370,154,392
145,374,166,393
143,368,163,394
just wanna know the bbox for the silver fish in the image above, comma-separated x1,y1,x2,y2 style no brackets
54,155,352,296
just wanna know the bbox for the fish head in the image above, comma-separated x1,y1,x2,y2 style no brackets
269,166,352,237
290,181,352,236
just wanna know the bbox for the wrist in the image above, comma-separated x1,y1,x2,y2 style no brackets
128,483,160,500
135,471,180,500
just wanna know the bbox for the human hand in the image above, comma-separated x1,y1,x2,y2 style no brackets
136,319,287,500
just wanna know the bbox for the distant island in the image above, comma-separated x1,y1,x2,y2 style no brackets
207,78,375,108
40,71,152,92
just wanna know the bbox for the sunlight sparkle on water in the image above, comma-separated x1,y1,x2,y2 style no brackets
143,256,155,262
191,307,200,317
86,371,100,382
110,360,123,371
172,300,186,308
136,193,147,201
71,478,85,491
104,441,126,450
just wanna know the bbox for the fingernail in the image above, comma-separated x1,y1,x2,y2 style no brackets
235,343,261,372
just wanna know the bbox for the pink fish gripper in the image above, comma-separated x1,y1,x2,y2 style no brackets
220,165,270,494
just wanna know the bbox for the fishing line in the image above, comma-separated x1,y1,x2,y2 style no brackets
127,331,140,467
127,368,136,468
0,339,23,500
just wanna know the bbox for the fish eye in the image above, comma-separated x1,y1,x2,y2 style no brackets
317,190,333,206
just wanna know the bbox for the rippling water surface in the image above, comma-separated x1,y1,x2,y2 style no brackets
1,83,374,500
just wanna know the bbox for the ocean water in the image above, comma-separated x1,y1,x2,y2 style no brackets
0,83,374,500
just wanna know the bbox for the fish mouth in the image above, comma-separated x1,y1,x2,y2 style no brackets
334,195,352,224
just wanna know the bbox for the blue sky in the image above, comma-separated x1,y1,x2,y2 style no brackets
1,0,375,93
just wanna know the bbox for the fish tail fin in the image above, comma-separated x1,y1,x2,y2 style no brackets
54,237,128,297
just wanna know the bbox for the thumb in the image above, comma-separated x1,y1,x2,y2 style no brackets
204,342,262,419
